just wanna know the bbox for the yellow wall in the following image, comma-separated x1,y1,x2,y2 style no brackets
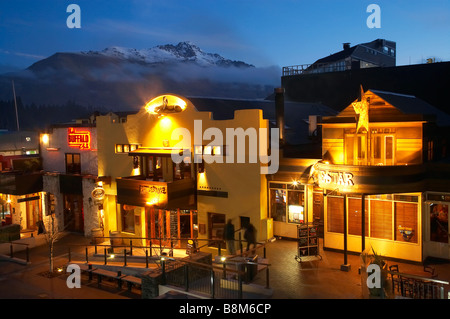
97,95,272,243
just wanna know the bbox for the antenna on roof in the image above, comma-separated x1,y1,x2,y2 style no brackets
12,80,20,131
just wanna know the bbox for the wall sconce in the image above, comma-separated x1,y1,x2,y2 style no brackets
197,162,205,173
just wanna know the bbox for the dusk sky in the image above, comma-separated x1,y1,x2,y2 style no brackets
1,0,449,72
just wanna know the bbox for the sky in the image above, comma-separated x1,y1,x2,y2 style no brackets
1,0,450,72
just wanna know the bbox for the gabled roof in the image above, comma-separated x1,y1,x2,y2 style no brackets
333,89,450,126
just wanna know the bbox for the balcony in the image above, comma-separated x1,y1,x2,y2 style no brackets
116,176,196,210
0,171,43,195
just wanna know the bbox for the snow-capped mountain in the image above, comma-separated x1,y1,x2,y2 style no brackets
0,42,279,110
82,41,254,68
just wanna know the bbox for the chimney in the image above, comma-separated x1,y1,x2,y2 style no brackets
309,115,318,137
275,87,285,146
343,43,350,50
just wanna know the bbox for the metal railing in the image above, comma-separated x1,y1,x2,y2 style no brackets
282,62,351,76
0,240,30,263
66,235,272,299
387,270,449,299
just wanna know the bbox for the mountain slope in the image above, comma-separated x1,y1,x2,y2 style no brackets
0,42,278,109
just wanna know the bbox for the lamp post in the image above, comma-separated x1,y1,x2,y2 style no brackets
340,194,351,272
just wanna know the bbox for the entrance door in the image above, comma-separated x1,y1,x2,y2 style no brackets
25,194,42,230
146,207,171,247
63,194,84,233
373,135,395,165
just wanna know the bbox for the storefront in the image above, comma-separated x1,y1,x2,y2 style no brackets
39,124,100,236
97,94,273,250
314,88,450,262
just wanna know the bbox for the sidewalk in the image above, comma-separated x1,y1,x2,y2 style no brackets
0,232,449,299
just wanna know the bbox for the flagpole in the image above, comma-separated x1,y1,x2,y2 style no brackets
12,80,20,132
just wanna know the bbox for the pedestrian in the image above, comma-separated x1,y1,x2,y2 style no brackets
244,223,256,253
223,219,236,255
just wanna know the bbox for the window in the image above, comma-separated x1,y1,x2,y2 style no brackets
430,203,448,243
115,144,139,153
327,196,344,233
173,158,192,180
348,197,369,236
395,202,418,243
287,191,305,224
270,189,286,222
370,200,392,240
65,153,81,174
120,204,138,234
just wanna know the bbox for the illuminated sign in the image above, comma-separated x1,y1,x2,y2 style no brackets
140,185,167,195
318,170,354,187
68,128,91,150
144,95,187,114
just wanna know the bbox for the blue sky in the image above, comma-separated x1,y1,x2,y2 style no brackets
1,0,449,71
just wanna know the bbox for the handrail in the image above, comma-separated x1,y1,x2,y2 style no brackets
387,269,449,285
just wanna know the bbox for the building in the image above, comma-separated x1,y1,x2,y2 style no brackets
39,122,99,235
96,94,277,250
311,88,450,262
283,39,396,76
0,131,42,233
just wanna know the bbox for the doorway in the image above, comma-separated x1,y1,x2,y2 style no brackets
63,194,84,233
146,207,197,249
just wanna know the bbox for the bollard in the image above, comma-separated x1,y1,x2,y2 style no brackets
145,249,149,268
130,240,133,256
124,249,127,267
104,248,107,265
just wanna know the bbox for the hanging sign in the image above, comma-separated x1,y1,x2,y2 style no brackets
91,187,105,200
68,127,91,150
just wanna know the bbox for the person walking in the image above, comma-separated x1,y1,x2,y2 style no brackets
224,219,236,255
244,223,256,253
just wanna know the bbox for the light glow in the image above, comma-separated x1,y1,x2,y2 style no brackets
145,95,187,114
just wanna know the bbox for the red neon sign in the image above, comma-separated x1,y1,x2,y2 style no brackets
68,128,91,150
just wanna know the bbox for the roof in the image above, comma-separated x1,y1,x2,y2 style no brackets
313,46,357,65
0,131,39,151
187,96,338,145
330,89,450,127
370,90,450,126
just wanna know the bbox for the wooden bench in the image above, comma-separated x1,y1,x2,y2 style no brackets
92,268,126,289
77,263,97,281
122,275,142,291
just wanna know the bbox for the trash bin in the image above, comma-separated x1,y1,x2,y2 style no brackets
109,231,123,253
91,228,104,244
245,255,258,282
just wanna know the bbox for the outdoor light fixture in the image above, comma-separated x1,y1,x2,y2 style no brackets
145,95,187,115
42,134,49,144
220,256,227,263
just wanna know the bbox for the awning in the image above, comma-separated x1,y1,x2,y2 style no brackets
128,147,191,157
